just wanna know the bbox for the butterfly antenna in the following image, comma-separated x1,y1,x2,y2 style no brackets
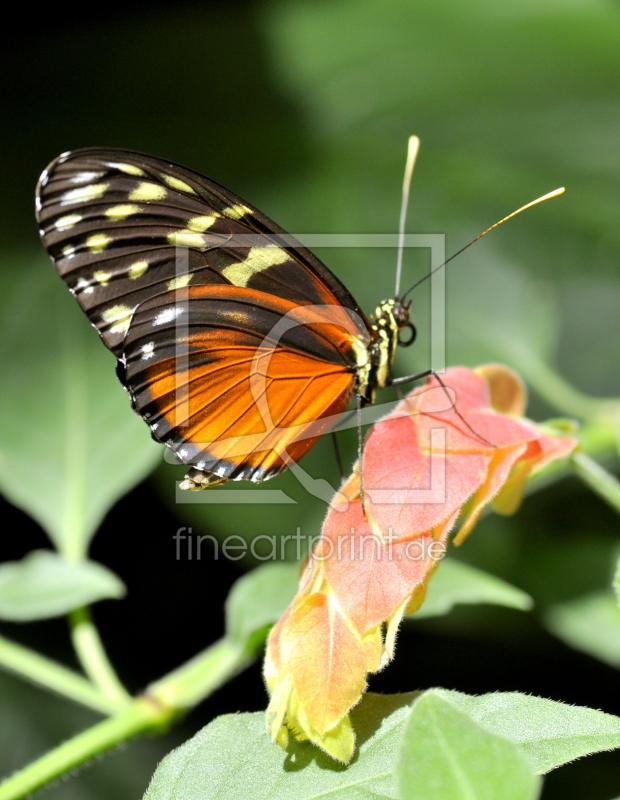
394,135,420,298
400,187,565,304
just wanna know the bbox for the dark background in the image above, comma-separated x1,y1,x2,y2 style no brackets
1,1,620,797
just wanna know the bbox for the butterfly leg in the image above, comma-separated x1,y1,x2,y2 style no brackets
390,369,496,448
356,393,367,516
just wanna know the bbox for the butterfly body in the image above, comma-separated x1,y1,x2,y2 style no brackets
36,149,412,489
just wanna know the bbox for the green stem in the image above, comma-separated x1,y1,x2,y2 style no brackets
149,638,249,709
0,637,251,800
527,416,618,495
571,451,620,516
69,607,131,706
0,697,171,800
522,357,618,420
0,634,120,715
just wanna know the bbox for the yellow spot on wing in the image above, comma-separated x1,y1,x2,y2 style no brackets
167,231,208,248
102,304,133,334
93,270,112,286
87,233,113,253
222,246,290,287
167,274,192,291
162,175,197,195
107,162,145,176
223,204,252,220
55,214,82,230
61,183,109,205
128,260,149,279
129,182,167,202
187,214,219,232
105,203,141,220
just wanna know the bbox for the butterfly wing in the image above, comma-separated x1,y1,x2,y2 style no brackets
36,148,373,485
36,148,369,354
121,284,365,484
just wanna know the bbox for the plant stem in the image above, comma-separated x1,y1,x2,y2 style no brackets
0,637,251,800
149,637,249,709
0,697,171,800
523,357,618,420
571,451,620,516
69,607,131,706
0,634,120,715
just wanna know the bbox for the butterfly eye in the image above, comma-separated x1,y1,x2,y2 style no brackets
398,323,417,347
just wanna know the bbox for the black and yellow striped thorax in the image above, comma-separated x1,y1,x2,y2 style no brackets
356,298,413,404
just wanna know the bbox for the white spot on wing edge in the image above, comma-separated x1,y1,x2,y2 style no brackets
60,183,109,206
76,277,94,295
55,214,82,231
71,171,104,184
106,162,145,176
153,306,185,326
141,342,156,360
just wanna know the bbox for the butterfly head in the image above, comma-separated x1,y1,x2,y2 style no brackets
371,298,416,347
360,298,416,401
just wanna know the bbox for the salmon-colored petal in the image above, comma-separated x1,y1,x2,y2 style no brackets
321,499,436,634
363,412,489,538
453,444,528,545
493,433,577,515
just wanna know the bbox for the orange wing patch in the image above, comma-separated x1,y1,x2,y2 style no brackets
122,285,367,483
144,328,354,480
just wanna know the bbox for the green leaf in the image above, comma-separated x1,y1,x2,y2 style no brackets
143,693,414,800
225,562,299,648
544,590,620,668
0,258,161,559
0,550,125,621
614,555,620,608
399,691,540,800
412,558,533,619
435,689,620,774
143,690,620,799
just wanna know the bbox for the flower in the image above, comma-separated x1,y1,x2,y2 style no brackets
264,365,577,762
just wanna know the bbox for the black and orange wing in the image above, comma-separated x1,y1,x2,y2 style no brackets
36,148,373,485
36,148,370,355
121,285,366,485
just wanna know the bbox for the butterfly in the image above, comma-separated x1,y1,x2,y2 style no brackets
36,148,417,491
